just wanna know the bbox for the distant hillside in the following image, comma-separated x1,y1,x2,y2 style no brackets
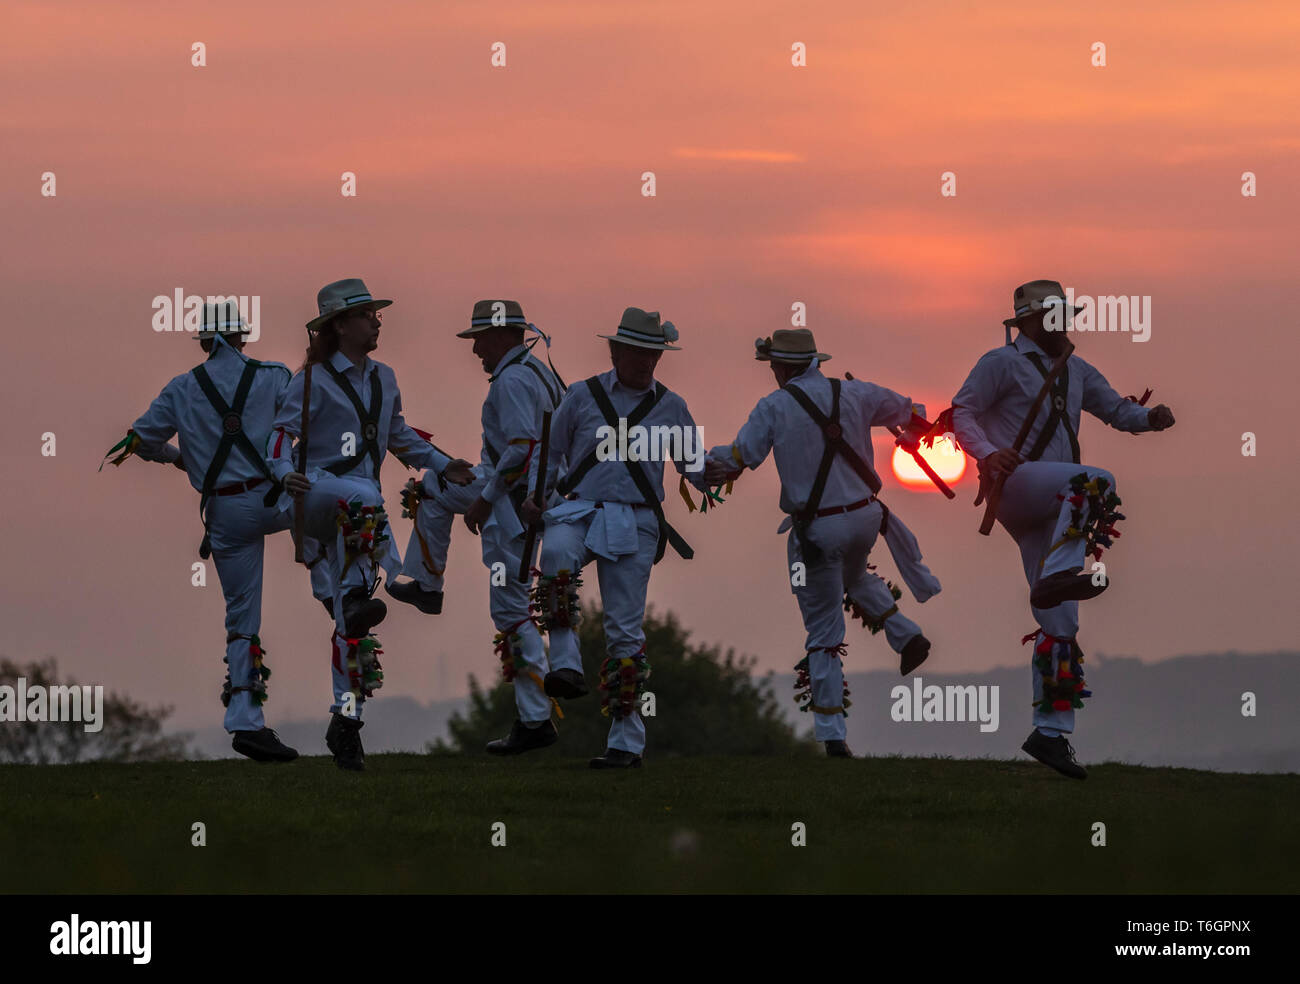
804,650,1299,774
184,651,1298,773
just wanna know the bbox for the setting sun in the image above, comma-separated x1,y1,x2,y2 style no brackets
891,436,967,491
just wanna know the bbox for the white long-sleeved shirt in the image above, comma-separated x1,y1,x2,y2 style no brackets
548,368,710,505
267,349,449,485
132,335,290,494
950,333,1152,463
710,362,917,515
479,342,563,504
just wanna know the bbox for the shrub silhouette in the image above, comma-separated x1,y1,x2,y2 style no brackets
435,604,813,757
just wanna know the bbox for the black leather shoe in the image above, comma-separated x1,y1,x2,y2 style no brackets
385,579,443,615
1021,729,1087,780
1030,569,1108,610
544,668,589,699
231,727,299,763
824,740,853,758
589,748,643,769
341,588,387,638
325,712,365,771
486,719,558,756
900,633,931,675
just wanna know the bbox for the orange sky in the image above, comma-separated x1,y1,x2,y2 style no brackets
3,0,1297,728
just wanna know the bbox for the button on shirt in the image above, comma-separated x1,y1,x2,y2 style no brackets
268,350,449,484
132,335,290,494
711,362,917,515
950,333,1151,463
550,368,709,504
479,343,563,504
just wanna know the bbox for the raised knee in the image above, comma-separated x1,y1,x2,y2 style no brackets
1089,466,1116,489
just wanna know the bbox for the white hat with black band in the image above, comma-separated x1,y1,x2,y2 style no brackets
597,307,682,351
755,328,831,364
306,278,393,332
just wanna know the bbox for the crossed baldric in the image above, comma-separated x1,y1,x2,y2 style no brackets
105,277,1173,778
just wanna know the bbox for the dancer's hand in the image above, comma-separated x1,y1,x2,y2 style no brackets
520,499,543,526
442,459,475,486
980,449,1022,479
284,472,312,496
463,496,491,535
702,457,732,485
1147,404,1175,431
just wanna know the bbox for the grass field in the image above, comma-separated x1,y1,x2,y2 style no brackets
1,754,1294,893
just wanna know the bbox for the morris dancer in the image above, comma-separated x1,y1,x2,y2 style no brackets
708,329,939,758
389,299,566,755
102,301,303,762
522,308,729,768
944,279,1175,779
268,278,474,770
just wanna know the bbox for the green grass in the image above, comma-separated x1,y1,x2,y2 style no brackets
1,754,1293,893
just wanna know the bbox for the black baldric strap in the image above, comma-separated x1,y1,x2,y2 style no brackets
191,359,281,556
783,377,883,519
320,362,383,479
1023,352,1080,463
562,376,691,564
557,377,663,497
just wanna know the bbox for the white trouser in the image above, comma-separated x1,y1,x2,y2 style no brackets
788,503,923,741
207,486,290,733
996,460,1117,735
401,471,552,724
400,472,465,592
307,557,333,603
539,505,660,755
293,473,397,719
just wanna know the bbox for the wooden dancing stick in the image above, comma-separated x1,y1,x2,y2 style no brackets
517,410,552,582
293,361,313,563
843,371,955,499
888,424,956,499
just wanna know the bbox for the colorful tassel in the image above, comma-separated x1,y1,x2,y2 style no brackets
344,634,384,698
679,475,734,513
921,408,961,452
1024,629,1091,712
599,648,650,719
220,634,272,707
529,569,583,631
843,583,902,635
99,430,142,471
793,644,852,715
336,497,390,576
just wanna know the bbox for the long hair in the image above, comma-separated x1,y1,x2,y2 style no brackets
300,322,340,369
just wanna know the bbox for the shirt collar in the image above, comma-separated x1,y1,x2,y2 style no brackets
330,349,368,377
1013,332,1048,358
207,333,247,364
605,366,654,397
781,360,823,392
793,360,823,382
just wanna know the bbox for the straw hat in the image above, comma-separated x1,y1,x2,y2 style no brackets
306,278,392,331
196,299,248,340
754,328,830,364
457,299,529,338
596,307,681,351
